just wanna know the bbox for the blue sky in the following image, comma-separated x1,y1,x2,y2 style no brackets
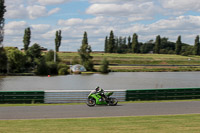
3,0,200,51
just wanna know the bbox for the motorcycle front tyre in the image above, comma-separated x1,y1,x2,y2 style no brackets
86,98,96,107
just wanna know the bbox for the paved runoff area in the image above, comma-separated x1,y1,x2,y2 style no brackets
1,101,200,120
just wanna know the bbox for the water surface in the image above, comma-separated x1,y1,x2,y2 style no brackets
0,72,200,91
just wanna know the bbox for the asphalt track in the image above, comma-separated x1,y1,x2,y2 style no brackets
1,101,200,120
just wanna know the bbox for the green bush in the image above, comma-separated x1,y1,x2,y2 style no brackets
83,60,94,71
45,50,60,62
0,47,7,73
99,58,109,73
45,50,54,62
58,67,68,75
46,61,58,75
35,58,49,75
57,63,69,75
7,49,26,73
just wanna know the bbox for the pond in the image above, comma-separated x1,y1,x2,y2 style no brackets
0,72,200,91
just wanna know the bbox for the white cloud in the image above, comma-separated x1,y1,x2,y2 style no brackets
58,16,118,27
5,1,60,19
86,4,131,15
150,16,200,32
160,0,200,12
38,0,71,5
27,5,48,19
4,21,28,47
31,24,51,33
86,2,159,22
42,29,57,39
5,2,28,19
89,0,137,4
48,8,61,15
5,21,28,35
58,18,84,26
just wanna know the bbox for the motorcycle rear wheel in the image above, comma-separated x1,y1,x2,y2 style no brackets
86,98,96,107
108,98,118,106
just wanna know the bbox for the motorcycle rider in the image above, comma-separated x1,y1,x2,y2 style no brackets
94,86,107,101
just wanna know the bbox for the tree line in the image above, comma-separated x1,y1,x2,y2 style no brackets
104,30,200,56
0,25,68,75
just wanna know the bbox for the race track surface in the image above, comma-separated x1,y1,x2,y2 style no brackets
1,101,200,120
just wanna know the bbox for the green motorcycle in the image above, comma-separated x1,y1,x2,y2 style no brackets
86,91,118,107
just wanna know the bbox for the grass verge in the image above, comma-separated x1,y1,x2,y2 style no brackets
0,114,200,133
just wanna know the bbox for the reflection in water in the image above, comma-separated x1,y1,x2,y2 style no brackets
0,77,5,91
0,72,200,91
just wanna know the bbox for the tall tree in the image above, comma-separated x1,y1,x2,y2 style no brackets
0,0,6,47
128,36,132,50
108,30,115,53
0,0,7,73
114,36,118,53
132,33,139,53
78,31,94,71
0,47,7,72
104,36,108,53
23,27,31,51
154,35,161,54
26,43,42,62
175,35,182,55
55,30,62,52
194,35,200,55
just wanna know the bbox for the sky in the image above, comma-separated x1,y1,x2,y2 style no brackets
3,0,200,51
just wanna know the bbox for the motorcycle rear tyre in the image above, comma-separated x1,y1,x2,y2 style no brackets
108,98,118,106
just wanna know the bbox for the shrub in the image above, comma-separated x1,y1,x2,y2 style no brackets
35,57,49,75
99,58,109,74
46,61,58,75
45,50,60,62
7,49,26,73
57,63,69,75
58,67,68,75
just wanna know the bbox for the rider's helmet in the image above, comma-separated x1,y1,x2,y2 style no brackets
95,86,100,92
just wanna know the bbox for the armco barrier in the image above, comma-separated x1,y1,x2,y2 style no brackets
126,88,200,101
2,88,200,104
0,91,44,103
44,90,126,103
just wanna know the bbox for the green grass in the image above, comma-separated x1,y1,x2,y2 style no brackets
0,114,200,133
58,52,200,72
58,52,200,65
109,66,200,72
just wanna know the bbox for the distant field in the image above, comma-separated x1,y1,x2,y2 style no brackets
58,52,200,72
0,114,200,133
58,52,200,65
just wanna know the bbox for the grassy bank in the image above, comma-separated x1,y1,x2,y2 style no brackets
0,114,200,133
107,66,200,72
58,52,200,65
59,52,200,72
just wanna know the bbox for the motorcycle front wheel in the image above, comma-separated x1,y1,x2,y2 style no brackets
86,98,96,107
108,98,118,106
